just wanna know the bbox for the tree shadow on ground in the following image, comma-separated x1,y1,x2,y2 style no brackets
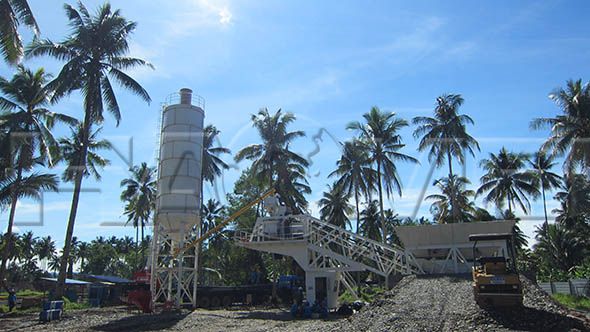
484,306,589,332
91,311,189,332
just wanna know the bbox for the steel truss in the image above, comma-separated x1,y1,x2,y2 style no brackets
150,225,198,308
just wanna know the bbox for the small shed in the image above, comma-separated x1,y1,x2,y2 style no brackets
39,277,91,302
78,275,133,306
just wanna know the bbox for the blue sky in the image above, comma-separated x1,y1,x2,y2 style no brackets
1,0,589,249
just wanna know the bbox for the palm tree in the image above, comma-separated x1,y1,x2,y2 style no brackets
531,79,590,175
319,183,353,229
359,200,381,241
235,108,309,210
0,66,73,284
348,106,418,243
528,151,562,227
202,125,230,197
552,174,590,234
35,235,55,269
426,175,475,223
57,123,111,293
76,241,89,272
534,222,586,272
330,139,375,233
413,94,479,177
201,199,225,249
0,172,57,282
26,2,152,297
0,0,39,64
120,162,156,243
15,230,35,262
476,147,539,215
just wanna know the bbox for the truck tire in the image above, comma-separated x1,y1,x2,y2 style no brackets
222,295,232,307
211,296,221,308
199,296,211,308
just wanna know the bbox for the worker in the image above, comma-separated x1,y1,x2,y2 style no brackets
7,288,16,312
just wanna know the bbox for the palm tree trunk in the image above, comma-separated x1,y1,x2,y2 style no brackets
56,165,85,298
0,167,23,288
377,160,386,244
542,185,548,227
56,120,90,298
447,150,453,178
354,190,360,234
507,191,512,216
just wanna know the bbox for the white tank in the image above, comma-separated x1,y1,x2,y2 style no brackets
156,88,204,241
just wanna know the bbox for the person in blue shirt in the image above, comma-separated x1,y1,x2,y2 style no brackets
7,288,16,312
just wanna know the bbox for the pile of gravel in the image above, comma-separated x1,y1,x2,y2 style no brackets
334,275,590,332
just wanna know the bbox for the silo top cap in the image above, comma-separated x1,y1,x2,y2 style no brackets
180,88,193,105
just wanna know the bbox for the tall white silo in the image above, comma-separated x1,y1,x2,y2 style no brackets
151,88,204,309
156,88,203,240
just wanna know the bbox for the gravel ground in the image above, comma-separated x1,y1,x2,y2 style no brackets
0,306,341,332
1,275,588,331
334,275,590,332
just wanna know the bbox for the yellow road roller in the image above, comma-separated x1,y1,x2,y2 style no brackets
469,233,523,307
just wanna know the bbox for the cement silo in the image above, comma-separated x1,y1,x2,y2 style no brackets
156,88,203,240
151,88,204,308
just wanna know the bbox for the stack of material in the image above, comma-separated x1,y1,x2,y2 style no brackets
39,300,64,322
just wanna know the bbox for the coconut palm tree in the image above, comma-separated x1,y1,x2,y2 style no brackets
201,199,226,249
202,125,230,197
413,94,479,177
319,183,353,229
531,79,590,175
359,200,381,241
59,124,111,182
476,147,539,214
0,0,39,64
528,151,562,227
15,230,35,262
552,174,590,240
120,162,157,244
35,235,55,270
235,108,309,210
534,222,586,272
348,106,418,243
0,66,73,284
26,2,152,297
76,241,89,272
0,172,57,282
330,139,375,233
426,175,475,223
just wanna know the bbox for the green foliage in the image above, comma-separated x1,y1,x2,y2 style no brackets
62,296,90,310
552,294,590,311
339,285,386,304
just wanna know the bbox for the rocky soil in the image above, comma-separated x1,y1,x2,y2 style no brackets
0,306,341,332
334,275,590,332
1,275,588,331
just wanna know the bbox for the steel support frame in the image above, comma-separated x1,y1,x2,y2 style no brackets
150,225,198,309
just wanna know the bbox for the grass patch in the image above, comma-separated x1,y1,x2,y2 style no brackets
0,289,45,299
339,285,386,304
552,293,590,311
62,297,90,310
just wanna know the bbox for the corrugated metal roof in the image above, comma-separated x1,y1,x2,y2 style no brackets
86,275,132,284
41,277,91,285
